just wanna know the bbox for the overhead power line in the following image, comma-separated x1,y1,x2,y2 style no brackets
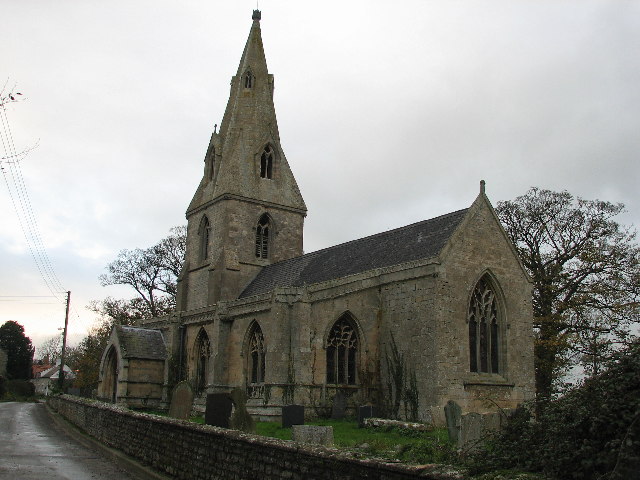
0,80,67,299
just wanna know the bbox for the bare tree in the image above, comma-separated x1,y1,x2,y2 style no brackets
98,226,186,318
496,188,640,400
37,335,62,364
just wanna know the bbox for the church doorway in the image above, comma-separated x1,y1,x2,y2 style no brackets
103,346,118,403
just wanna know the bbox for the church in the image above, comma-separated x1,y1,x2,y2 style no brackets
98,10,535,425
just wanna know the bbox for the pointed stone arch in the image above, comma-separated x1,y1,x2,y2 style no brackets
198,215,211,262
192,328,211,395
467,271,505,374
243,69,254,89
255,213,273,259
244,321,266,386
324,312,363,385
259,143,275,179
103,345,119,403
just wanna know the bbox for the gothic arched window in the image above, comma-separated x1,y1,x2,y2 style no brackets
248,323,265,385
199,216,210,261
194,329,210,395
260,145,274,179
326,315,358,385
468,276,500,374
255,214,270,259
244,70,254,89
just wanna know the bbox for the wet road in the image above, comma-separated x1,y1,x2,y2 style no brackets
0,401,140,480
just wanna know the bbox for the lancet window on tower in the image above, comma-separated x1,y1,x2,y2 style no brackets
194,329,210,395
468,276,500,374
326,315,358,385
243,70,254,89
260,145,274,179
199,216,211,261
255,214,270,259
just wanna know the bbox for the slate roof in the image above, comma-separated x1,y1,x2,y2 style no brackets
240,208,468,298
116,326,167,360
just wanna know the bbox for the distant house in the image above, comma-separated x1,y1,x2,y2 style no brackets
32,360,75,395
32,361,54,379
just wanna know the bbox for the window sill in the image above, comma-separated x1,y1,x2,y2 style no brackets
463,373,514,388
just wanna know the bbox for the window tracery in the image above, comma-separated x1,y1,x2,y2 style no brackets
244,70,254,89
194,329,210,395
260,145,274,179
255,214,270,259
326,316,358,385
468,276,500,373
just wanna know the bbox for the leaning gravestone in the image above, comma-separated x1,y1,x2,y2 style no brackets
444,400,462,444
292,425,334,446
282,404,304,428
205,393,233,428
169,381,194,420
358,405,377,428
331,391,347,419
229,388,255,433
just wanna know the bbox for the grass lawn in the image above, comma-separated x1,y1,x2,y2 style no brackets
256,418,455,464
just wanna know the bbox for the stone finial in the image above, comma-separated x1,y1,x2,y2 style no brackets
480,179,486,195
252,9,261,21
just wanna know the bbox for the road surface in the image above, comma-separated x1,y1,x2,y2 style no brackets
0,401,141,480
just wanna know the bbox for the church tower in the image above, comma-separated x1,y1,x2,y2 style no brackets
178,10,306,309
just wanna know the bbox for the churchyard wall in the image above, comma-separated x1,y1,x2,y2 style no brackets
48,395,451,480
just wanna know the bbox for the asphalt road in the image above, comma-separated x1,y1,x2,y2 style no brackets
0,401,141,480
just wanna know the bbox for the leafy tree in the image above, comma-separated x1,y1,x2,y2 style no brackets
67,320,112,392
98,225,186,319
496,188,640,400
0,321,35,379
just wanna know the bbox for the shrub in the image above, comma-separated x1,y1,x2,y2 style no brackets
3,379,36,400
468,340,640,480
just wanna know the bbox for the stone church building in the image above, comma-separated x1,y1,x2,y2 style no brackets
98,11,535,424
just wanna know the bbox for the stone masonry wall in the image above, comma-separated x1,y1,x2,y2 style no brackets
48,395,451,480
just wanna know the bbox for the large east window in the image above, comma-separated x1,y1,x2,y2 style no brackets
468,276,500,374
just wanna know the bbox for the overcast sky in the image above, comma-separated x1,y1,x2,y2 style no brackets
2,1,639,353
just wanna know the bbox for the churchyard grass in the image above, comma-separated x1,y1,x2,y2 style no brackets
256,419,455,464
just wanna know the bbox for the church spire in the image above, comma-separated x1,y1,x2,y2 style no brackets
180,11,306,307
188,9,306,215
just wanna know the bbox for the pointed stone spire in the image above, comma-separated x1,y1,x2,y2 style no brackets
188,10,306,215
180,11,307,308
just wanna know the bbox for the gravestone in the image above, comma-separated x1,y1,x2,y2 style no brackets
358,405,377,428
282,404,304,428
444,400,462,443
331,391,347,419
169,381,194,420
292,425,334,446
229,388,255,433
205,393,233,428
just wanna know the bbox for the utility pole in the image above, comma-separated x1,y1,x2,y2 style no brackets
58,291,71,390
